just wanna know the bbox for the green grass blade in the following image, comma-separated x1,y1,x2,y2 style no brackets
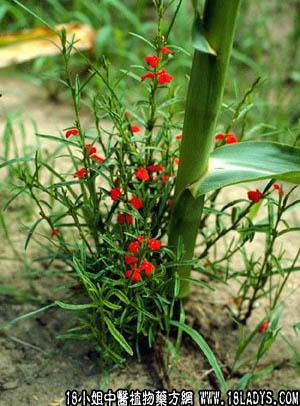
170,320,228,392
0,303,56,329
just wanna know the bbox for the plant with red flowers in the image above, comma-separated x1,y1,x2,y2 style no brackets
4,0,300,390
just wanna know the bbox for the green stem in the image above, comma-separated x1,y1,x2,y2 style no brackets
168,0,241,298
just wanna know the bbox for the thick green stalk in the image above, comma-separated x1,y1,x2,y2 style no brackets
168,0,241,298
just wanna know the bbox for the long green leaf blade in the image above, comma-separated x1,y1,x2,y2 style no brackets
170,320,228,392
103,316,133,356
55,300,96,310
190,142,300,197
0,155,33,169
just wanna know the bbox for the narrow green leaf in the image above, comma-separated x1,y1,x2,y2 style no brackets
293,322,300,335
25,218,44,250
192,15,217,56
0,285,41,303
48,180,84,189
106,290,130,305
190,142,300,197
0,303,56,329
0,155,33,169
103,316,133,356
235,373,253,390
129,32,155,49
102,300,122,310
36,133,78,147
170,320,227,392
179,276,215,291
3,187,26,211
54,300,96,310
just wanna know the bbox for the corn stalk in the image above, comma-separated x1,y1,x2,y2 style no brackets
168,0,241,298
168,0,300,299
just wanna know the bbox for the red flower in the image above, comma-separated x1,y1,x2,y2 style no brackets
73,168,86,178
110,187,122,201
125,111,132,118
226,135,238,144
259,320,268,333
91,154,104,163
215,133,225,140
129,195,143,210
118,213,133,225
65,129,78,138
247,189,263,203
147,164,164,173
176,134,182,140
144,55,162,68
161,47,172,54
125,255,139,265
147,238,161,251
118,213,125,225
128,241,140,254
173,158,180,166
273,184,284,196
135,166,150,181
141,72,156,82
156,68,173,84
51,228,60,238
126,266,141,281
136,236,144,243
130,125,141,133
140,260,156,276
85,144,96,155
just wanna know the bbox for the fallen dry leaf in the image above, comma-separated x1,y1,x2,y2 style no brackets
0,23,96,68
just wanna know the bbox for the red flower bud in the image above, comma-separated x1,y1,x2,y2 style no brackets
161,47,172,54
128,241,140,254
91,154,104,163
125,255,139,265
259,320,268,333
129,195,143,210
73,168,86,178
141,72,156,82
147,238,161,251
126,268,141,281
51,228,60,238
226,135,238,144
136,236,144,243
135,166,150,181
85,144,96,155
144,55,162,68
65,129,78,138
247,189,263,203
130,125,141,133
140,259,156,276
156,69,173,84
110,187,122,201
